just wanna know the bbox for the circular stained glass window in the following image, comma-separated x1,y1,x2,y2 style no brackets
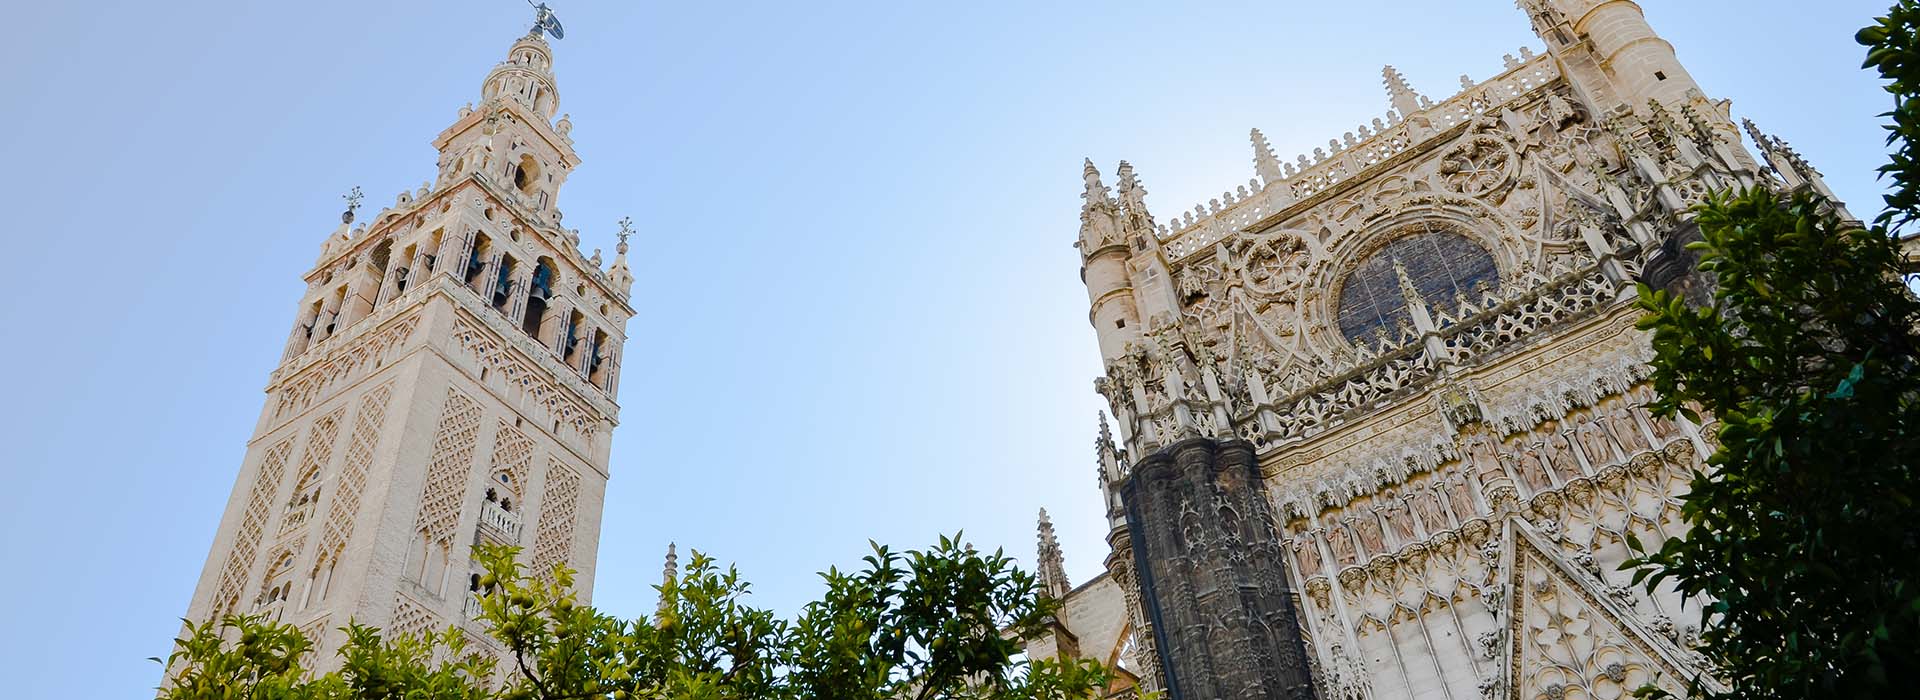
1334,224,1499,344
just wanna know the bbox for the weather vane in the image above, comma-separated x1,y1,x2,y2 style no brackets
341,186,364,224
526,1,565,40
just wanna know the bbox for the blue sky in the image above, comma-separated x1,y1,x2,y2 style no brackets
0,1,1892,696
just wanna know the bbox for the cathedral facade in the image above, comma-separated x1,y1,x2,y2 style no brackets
173,24,631,668
1030,1,1843,698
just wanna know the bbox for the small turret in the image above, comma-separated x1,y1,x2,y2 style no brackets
1078,161,1141,360
1521,0,1701,114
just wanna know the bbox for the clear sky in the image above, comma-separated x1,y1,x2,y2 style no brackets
0,0,1892,696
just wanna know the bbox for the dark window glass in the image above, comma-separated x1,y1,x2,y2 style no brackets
1335,224,1499,343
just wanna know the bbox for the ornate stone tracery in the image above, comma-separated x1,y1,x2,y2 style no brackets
1039,1,1842,696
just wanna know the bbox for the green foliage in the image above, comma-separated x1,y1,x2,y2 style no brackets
156,536,1114,700
1860,0,1920,232
1621,6,1920,698
1629,187,1920,699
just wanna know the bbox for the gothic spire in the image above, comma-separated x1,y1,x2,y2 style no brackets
1383,65,1426,118
1036,509,1070,600
1250,128,1285,186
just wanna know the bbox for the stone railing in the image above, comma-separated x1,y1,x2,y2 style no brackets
477,499,524,544
1158,51,1560,262
463,594,487,623
1240,262,1621,446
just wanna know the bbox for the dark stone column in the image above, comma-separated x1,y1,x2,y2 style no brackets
1639,221,1715,307
1121,437,1317,700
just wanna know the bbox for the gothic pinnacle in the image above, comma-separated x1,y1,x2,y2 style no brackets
1383,65,1425,118
1081,158,1110,203
1250,128,1284,185
657,542,677,619
1036,509,1070,600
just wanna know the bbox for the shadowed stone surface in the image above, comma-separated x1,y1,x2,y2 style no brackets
1122,438,1317,700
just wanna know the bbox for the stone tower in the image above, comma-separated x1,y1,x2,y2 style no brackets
1033,1,1845,698
174,16,632,667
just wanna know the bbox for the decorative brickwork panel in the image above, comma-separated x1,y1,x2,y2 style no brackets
489,420,534,503
415,389,485,546
531,459,580,578
211,437,296,615
389,594,439,642
319,383,395,561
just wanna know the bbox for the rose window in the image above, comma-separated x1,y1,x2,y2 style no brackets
1334,224,1500,344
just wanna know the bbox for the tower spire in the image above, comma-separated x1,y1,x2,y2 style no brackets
1036,509,1070,600
1382,65,1426,117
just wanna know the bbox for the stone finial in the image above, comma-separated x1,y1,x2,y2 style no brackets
1251,128,1285,186
609,217,635,296
1036,509,1071,600
1383,65,1426,118
657,542,677,619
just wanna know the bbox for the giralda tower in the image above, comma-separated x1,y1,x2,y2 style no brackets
175,12,631,665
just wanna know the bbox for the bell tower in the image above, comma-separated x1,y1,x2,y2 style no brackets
174,10,632,669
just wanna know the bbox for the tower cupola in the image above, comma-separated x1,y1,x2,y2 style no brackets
483,34,561,120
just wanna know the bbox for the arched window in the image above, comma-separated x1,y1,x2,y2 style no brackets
1334,223,1499,344
586,328,610,388
513,155,541,195
523,258,556,338
465,233,493,288
562,310,585,363
492,255,519,310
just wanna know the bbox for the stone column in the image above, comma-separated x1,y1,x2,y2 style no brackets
1120,437,1318,700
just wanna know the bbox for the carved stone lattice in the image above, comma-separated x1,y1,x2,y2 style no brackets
450,314,599,446
415,390,485,546
489,420,534,503
531,459,580,578
1511,534,1680,700
211,438,295,615
1439,135,1515,196
319,383,395,561
389,594,439,642
275,312,420,418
